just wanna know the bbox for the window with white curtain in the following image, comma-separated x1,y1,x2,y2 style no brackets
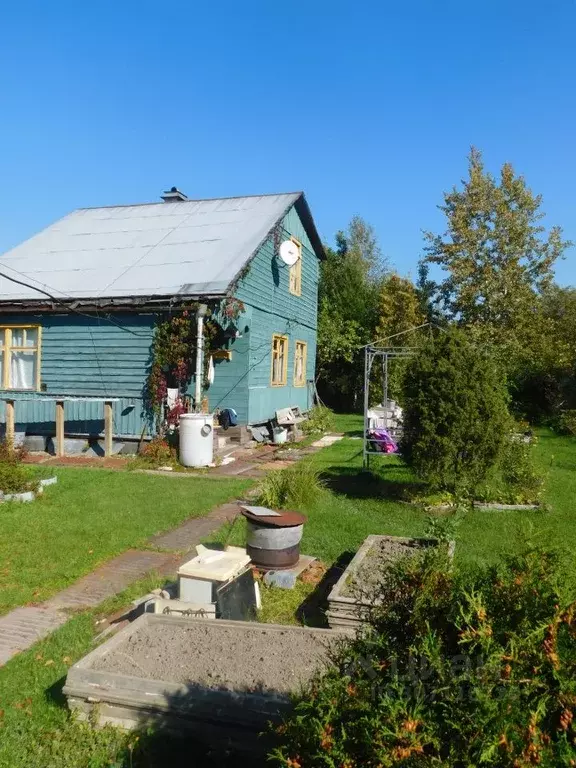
294,341,307,387
0,327,41,390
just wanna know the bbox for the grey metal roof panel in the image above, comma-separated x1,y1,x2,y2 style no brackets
0,193,304,302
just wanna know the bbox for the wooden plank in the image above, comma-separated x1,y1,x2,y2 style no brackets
5,400,15,446
55,400,65,457
104,401,113,457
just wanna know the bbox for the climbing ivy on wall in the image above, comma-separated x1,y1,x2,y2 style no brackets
146,298,245,419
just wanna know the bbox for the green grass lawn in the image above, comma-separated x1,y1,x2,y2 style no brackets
219,414,576,589
0,577,167,768
321,415,576,574
2,416,576,767
0,468,252,615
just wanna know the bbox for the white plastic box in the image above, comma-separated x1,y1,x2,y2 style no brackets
178,545,251,603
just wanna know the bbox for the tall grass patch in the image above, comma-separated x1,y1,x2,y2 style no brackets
256,463,325,509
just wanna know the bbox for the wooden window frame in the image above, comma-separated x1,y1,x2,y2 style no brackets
293,340,307,387
288,237,302,297
0,325,42,391
271,334,288,387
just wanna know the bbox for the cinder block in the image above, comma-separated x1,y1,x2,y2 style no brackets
23,435,47,452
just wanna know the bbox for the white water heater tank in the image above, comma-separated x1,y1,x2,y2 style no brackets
179,413,214,467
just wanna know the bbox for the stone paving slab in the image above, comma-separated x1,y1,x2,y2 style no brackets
0,436,341,667
149,517,226,552
0,606,67,665
136,462,261,478
148,502,241,552
210,462,260,476
0,502,246,667
257,460,295,471
44,550,179,610
311,435,345,448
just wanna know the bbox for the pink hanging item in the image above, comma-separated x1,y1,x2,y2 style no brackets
368,428,398,454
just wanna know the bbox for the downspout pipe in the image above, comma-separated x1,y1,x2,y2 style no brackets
194,304,208,412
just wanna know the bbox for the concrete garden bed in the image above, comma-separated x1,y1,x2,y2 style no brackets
327,534,452,630
64,614,344,755
425,501,540,512
473,501,541,511
39,475,58,488
1,475,57,502
3,490,36,502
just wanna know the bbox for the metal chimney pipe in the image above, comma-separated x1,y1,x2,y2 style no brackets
161,186,188,202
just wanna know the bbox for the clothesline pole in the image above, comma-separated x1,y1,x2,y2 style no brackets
363,347,371,470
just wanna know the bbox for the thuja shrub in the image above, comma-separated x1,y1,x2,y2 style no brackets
271,547,576,767
401,329,510,497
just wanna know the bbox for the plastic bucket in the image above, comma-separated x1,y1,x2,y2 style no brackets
272,427,287,445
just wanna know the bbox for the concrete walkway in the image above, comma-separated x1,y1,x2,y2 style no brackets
0,500,243,667
0,433,344,667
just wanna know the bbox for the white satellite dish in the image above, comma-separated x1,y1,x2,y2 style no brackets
278,240,300,267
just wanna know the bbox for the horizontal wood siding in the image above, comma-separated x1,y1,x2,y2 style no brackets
234,209,319,331
234,205,319,424
0,202,321,432
246,308,315,424
0,313,156,437
0,396,148,438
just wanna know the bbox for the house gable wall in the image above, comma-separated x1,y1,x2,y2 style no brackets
232,205,320,423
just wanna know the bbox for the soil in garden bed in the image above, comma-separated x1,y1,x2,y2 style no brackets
341,537,431,599
92,623,336,694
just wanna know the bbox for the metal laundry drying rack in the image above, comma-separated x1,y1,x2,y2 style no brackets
362,323,435,469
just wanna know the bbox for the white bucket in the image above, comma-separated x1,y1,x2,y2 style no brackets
272,427,288,445
179,413,214,467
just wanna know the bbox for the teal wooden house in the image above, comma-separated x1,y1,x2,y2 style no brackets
0,189,324,446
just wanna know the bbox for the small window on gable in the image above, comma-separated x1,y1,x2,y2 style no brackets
0,326,42,390
271,334,288,386
288,237,302,296
294,341,307,387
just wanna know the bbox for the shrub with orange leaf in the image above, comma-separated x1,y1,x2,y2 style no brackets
269,546,576,767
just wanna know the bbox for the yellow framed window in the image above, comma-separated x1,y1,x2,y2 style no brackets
271,334,288,386
294,340,307,386
0,326,42,390
288,237,302,296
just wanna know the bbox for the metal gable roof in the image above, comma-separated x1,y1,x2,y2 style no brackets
0,191,321,305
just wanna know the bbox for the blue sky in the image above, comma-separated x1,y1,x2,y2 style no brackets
1,1,575,284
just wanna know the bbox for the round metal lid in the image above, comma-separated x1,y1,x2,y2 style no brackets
241,507,307,527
